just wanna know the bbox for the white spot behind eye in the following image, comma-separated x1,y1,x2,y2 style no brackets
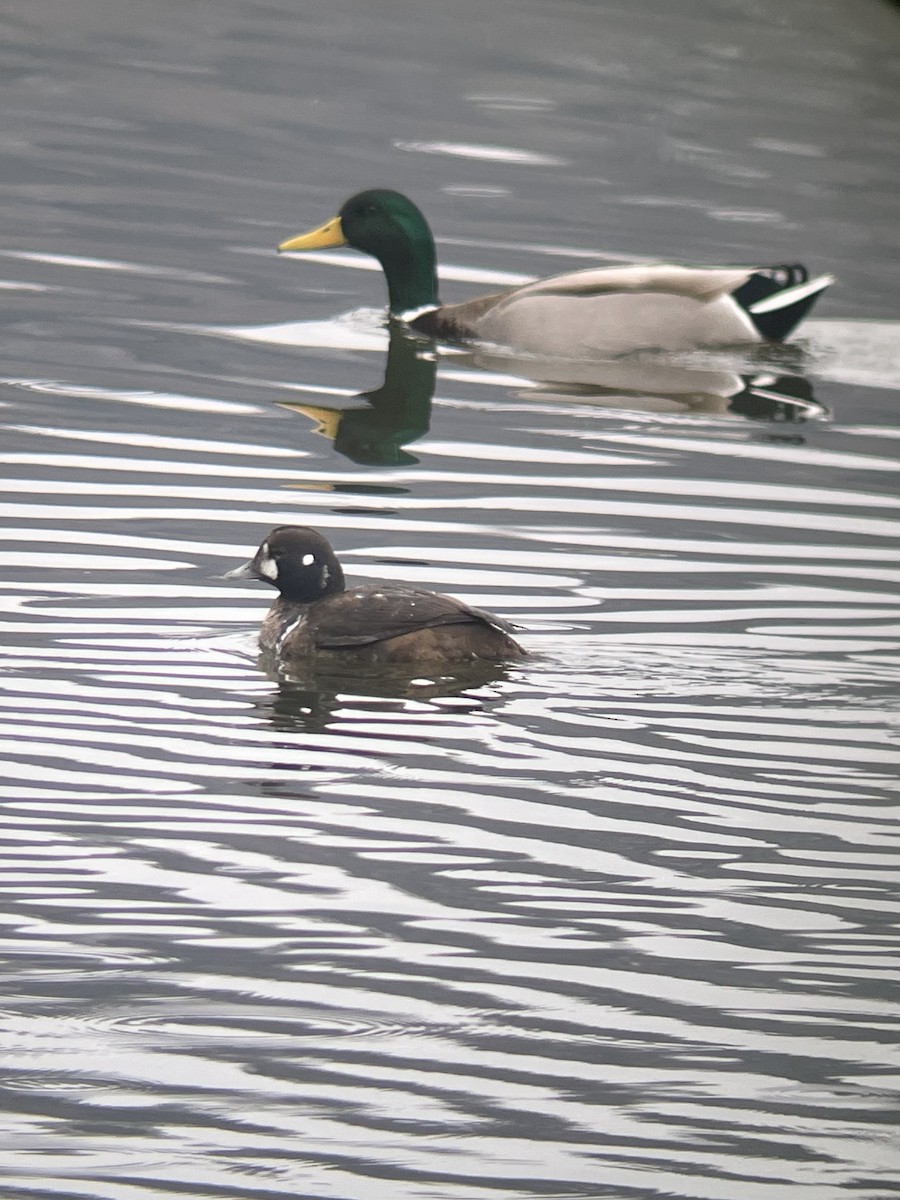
302,553,315,566
258,555,278,581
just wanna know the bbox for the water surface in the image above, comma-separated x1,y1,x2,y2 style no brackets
1,1,900,1197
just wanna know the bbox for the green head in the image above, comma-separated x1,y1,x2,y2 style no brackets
279,189,440,316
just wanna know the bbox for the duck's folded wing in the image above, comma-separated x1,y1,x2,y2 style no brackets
500,264,755,306
311,585,496,648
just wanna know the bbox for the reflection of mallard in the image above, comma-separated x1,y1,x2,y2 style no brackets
279,189,834,357
727,374,821,422
278,325,435,465
464,347,824,420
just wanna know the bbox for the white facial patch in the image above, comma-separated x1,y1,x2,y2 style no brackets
257,553,279,581
302,553,315,566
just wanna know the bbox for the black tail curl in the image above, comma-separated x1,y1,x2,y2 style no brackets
731,264,829,341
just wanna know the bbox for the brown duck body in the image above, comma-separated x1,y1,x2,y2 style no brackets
228,527,526,666
260,584,525,664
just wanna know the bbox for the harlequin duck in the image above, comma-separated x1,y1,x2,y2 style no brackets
226,526,526,664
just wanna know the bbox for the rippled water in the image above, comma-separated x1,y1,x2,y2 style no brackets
2,1,900,1197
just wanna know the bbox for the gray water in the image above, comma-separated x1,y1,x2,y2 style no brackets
2,1,900,1197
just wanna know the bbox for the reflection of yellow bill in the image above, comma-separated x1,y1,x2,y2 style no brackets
276,401,342,442
278,216,346,252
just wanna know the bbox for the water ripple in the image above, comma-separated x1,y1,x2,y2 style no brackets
1,2,899,1196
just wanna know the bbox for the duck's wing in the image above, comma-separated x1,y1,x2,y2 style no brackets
493,263,755,306
310,584,508,649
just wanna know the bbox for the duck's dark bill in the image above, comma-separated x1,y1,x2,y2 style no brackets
278,216,347,252
224,560,255,580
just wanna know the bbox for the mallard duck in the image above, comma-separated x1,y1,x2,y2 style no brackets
278,189,833,357
226,526,526,664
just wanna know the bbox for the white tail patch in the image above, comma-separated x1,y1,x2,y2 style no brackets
749,273,834,315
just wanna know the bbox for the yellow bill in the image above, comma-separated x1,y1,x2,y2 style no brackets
278,215,347,252
276,402,343,441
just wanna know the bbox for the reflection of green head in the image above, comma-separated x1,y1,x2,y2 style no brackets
279,326,436,466
280,189,440,315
